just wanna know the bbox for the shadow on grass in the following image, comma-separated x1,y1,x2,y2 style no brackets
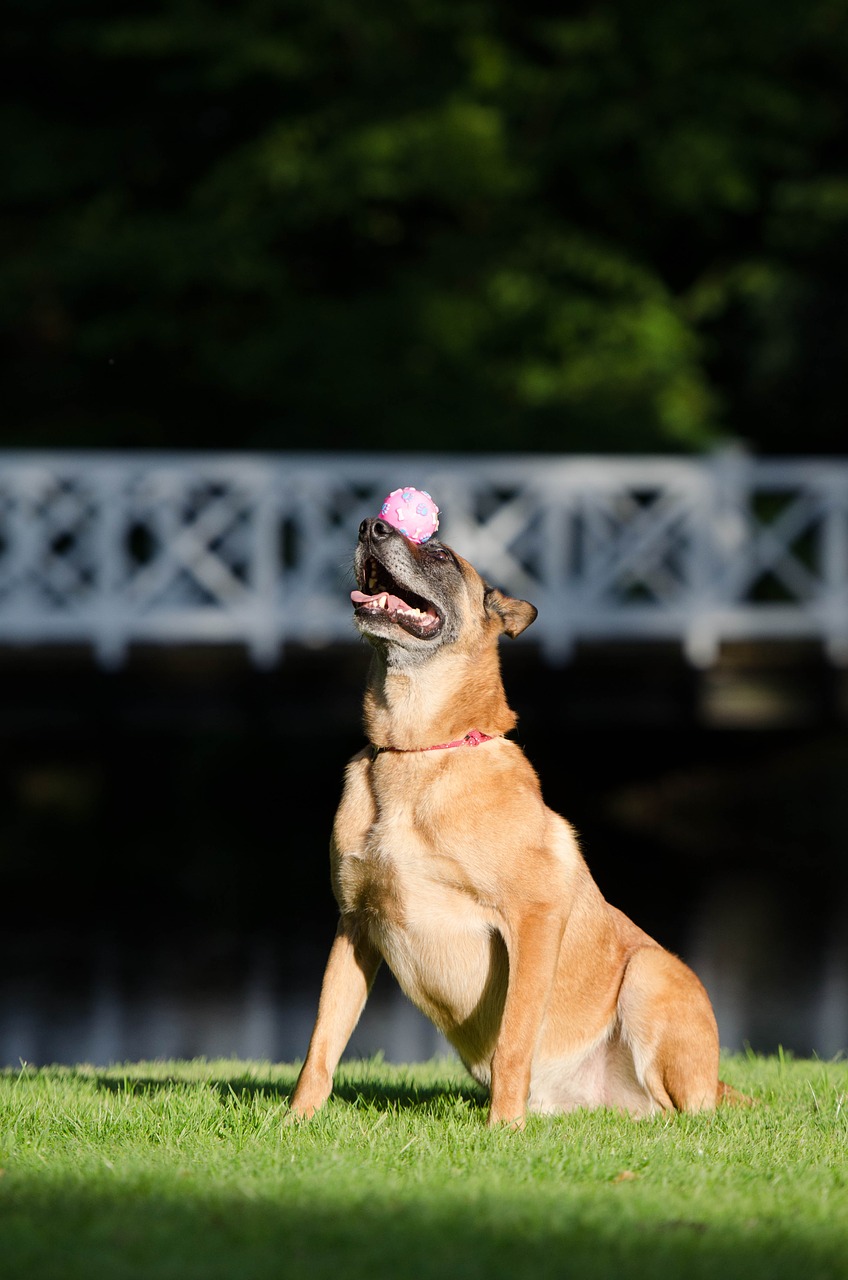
2,1179,844,1280
90,1064,486,1113
326,1074,486,1111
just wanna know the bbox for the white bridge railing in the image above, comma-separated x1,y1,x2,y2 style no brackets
0,451,846,667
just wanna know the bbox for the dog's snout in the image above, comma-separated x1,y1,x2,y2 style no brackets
359,517,393,543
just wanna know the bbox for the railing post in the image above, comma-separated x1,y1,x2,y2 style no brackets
686,447,751,666
822,471,848,665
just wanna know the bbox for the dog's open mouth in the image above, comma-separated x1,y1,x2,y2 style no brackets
351,556,442,639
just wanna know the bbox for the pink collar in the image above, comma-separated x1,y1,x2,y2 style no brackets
371,729,495,759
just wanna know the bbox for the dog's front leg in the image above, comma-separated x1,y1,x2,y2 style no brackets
288,916,382,1120
488,906,565,1129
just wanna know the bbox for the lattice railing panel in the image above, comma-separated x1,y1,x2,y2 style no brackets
0,452,844,665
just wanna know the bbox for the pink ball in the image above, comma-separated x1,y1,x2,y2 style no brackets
379,487,440,544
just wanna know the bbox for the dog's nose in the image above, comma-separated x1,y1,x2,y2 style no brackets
359,517,393,543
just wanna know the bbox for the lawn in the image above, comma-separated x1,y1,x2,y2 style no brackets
1,1053,846,1280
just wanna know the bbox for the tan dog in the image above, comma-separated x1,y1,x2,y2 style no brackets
290,514,725,1126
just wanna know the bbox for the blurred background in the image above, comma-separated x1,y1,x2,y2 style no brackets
2,0,847,1067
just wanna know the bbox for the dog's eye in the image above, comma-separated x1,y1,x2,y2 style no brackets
427,547,450,562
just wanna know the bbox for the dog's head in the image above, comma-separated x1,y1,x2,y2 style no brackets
351,517,537,661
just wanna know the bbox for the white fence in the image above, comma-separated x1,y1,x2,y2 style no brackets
0,450,846,666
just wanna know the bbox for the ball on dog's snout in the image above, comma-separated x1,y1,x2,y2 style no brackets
379,487,440,544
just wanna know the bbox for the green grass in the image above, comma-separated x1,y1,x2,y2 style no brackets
1,1053,847,1280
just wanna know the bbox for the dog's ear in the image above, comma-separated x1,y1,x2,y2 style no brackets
484,587,538,639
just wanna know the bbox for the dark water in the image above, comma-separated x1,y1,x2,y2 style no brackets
2,907,846,1069
3,853,846,1070
1,645,846,1067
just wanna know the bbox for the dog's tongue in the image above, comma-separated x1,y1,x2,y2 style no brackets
351,588,408,612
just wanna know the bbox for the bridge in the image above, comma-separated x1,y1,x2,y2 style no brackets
0,450,846,669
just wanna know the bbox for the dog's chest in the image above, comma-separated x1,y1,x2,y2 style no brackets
333,760,486,922
335,822,464,926
335,840,407,925
335,828,500,1037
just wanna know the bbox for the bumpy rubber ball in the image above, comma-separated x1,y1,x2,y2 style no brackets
379,488,440,543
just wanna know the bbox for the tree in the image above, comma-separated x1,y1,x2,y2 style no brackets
3,0,848,453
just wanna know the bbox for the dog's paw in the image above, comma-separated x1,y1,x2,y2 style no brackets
718,1080,758,1108
486,1109,526,1132
284,1102,321,1126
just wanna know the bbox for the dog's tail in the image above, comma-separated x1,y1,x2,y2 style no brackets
718,1079,756,1107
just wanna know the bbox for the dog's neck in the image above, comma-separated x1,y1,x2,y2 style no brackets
362,645,518,751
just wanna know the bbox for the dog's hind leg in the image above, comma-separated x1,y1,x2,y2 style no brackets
288,917,382,1120
617,945,720,1113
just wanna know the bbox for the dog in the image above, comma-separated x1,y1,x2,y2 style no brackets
289,513,728,1126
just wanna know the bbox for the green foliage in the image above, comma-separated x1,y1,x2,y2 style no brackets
1,1055,847,1279
3,0,848,451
